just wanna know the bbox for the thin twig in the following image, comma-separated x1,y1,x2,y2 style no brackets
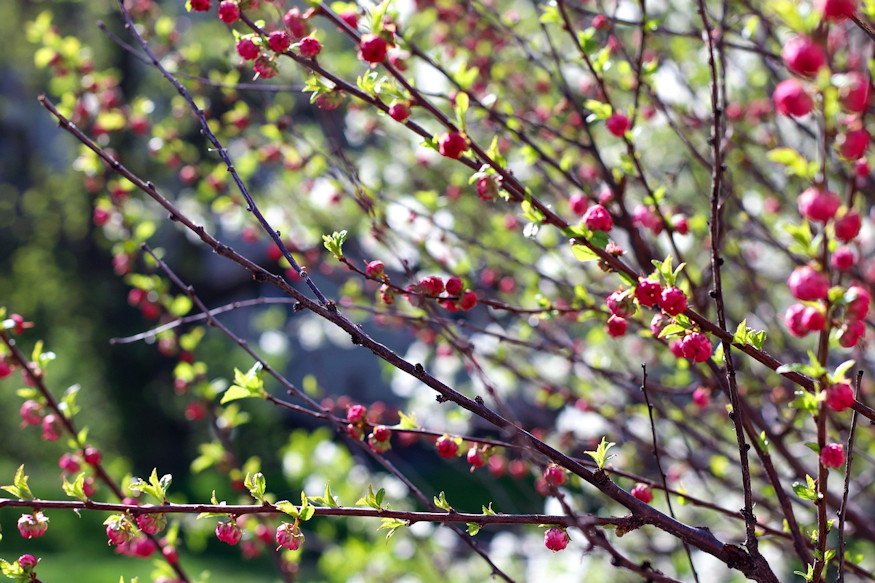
837,370,864,583
640,365,699,582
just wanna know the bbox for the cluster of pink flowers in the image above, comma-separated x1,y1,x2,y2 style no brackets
604,277,712,363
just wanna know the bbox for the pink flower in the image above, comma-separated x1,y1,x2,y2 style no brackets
460,290,478,311
544,527,570,552
135,513,167,535
18,555,38,570
445,276,464,295
635,278,662,307
41,414,62,441
58,453,81,473
818,0,857,21
797,187,840,222
365,260,385,278
346,404,368,423
658,287,687,316
276,522,305,550
692,387,710,408
839,129,870,160
253,56,278,79
801,306,826,331
633,204,662,233
834,211,862,242
838,319,866,347
419,275,445,296
298,37,322,58
467,446,486,468
569,193,589,215
582,204,613,232
130,535,157,558
831,247,856,271
268,31,291,53
436,435,459,458
388,103,410,122
18,513,49,539
631,483,653,503
826,382,856,412
841,72,871,113
437,132,467,159
782,36,826,77
605,113,631,136
218,1,240,23
105,514,134,546
282,8,311,39
215,521,242,545
236,38,259,60
784,303,810,337
19,399,42,426
606,315,627,337
606,290,635,317
544,464,567,487
680,332,712,363
359,34,388,63
788,266,829,301
820,443,846,468
846,284,871,319
773,79,813,117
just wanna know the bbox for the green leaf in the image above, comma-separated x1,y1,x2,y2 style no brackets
1,465,34,500
789,390,819,415
481,502,496,515
767,147,814,178
396,411,418,429
467,522,481,536
658,324,686,338
62,472,88,502
571,244,599,262
356,485,384,510
585,436,615,470
221,362,266,404
322,230,349,259
454,92,469,130
832,360,856,382
309,482,339,507
433,491,453,512
244,472,266,503
275,500,300,518
583,99,612,120
378,517,409,540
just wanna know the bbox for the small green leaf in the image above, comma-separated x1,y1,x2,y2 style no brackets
275,500,300,518
832,360,856,382
481,502,496,515
396,411,418,429
585,436,616,470
571,244,599,262
322,230,349,259
433,491,453,512
62,472,88,502
244,472,267,503
467,522,481,536
378,517,408,540
454,92,469,130
1,465,34,500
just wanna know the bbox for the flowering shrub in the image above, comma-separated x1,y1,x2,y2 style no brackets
2,0,874,582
